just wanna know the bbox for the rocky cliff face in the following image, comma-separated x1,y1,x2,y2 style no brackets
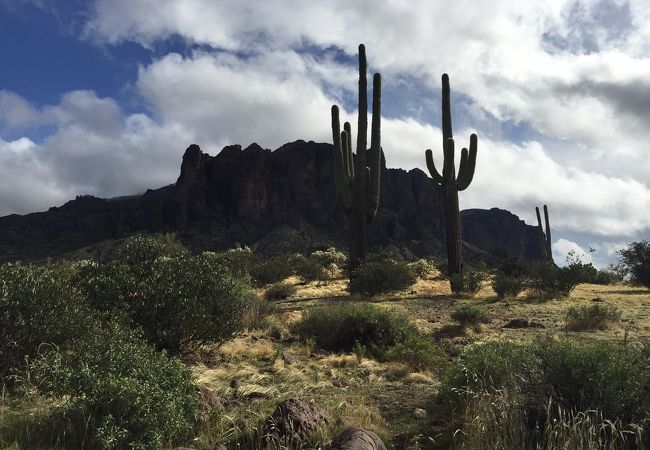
0,140,543,262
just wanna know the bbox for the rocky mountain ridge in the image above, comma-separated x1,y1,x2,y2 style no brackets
0,140,543,262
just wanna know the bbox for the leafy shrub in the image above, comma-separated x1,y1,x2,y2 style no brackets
442,338,650,431
408,259,433,279
451,305,491,326
70,260,136,314
533,339,650,424
32,322,198,449
497,256,531,277
0,263,98,377
384,333,447,371
205,246,256,279
132,254,253,352
618,241,650,287
250,255,294,286
243,295,277,330
309,247,347,268
566,304,621,331
441,340,534,395
118,234,187,278
264,282,297,300
449,268,488,296
348,258,416,296
290,254,330,283
294,303,418,357
591,268,624,285
491,273,527,298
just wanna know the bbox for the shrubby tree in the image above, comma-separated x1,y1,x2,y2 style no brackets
618,240,650,288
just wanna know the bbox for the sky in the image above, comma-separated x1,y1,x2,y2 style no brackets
1,0,649,267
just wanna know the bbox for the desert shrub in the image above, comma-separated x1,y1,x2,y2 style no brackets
449,268,488,296
532,339,650,424
441,340,534,396
408,259,433,279
566,304,621,331
451,305,491,326
70,260,136,314
206,246,256,279
497,256,531,277
618,241,650,288
132,253,253,352
309,247,347,268
348,258,416,296
31,322,198,449
264,281,297,300
591,268,624,285
118,234,187,278
243,295,277,330
0,263,98,377
294,303,418,357
290,254,329,283
491,273,527,298
249,255,294,286
442,338,650,435
384,333,447,371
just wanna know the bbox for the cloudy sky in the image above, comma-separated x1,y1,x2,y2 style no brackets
1,0,649,267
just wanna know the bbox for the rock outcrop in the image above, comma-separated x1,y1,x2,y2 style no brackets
0,140,543,262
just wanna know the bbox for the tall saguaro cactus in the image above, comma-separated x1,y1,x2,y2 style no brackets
535,205,553,263
331,44,382,271
425,74,478,276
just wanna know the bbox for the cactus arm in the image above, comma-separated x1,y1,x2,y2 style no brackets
543,204,552,258
425,149,444,184
442,137,455,182
367,73,382,222
457,134,478,191
355,44,368,184
332,105,353,212
343,122,354,179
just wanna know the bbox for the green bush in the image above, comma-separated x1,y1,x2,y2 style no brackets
243,295,277,330
32,322,198,449
132,253,253,353
618,241,650,288
118,234,188,278
491,273,527,298
70,260,136,314
442,338,650,431
250,255,294,286
348,258,416,296
497,257,531,277
264,282,297,300
566,304,621,331
451,305,491,326
294,303,418,357
384,333,446,371
309,247,347,268
204,246,256,279
533,339,650,425
0,263,98,377
441,340,534,395
290,254,330,283
408,259,433,279
449,268,488,296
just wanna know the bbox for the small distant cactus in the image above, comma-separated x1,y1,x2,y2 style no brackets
425,74,477,277
535,205,553,263
331,44,382,271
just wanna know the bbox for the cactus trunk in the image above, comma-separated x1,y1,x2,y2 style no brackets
445,184,462,275
331,44,382,272
425,74,477,277
535,205,554,263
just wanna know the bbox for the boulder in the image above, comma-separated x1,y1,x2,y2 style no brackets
326,428,387,450
266,398,331,443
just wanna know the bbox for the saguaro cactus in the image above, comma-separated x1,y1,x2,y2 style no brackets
535,205,553,262
425,74,477,277
331,44,382,271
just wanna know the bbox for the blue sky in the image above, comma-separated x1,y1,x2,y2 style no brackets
1,0,650,267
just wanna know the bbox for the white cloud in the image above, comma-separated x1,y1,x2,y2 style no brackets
553,238,594,265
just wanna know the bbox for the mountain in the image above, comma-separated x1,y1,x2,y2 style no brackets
0,140,543,262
